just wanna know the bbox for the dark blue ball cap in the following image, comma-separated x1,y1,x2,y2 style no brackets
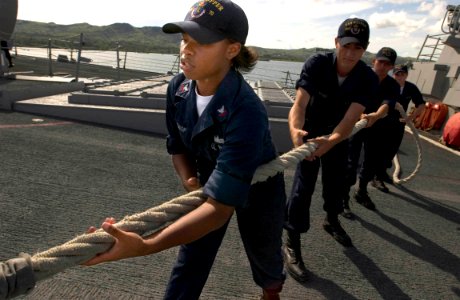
394,64,408,73
376,47,397,65
162,0,249,45
337,18,370,49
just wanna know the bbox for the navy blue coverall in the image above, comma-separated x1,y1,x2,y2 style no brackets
345,75,399,191
381,80,425,170
285,52,378,233
164,69,286,299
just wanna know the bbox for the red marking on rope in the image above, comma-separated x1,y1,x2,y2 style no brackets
0,121,73,129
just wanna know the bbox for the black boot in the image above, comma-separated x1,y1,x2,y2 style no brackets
341,195,353,219
323,215,353,247
283,230,308,282
354,188,376,210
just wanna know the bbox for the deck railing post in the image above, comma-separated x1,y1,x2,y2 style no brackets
75,33,83,82
116,42,121,81
47,38,53,76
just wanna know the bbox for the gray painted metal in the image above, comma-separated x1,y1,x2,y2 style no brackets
0,0,18,40
409,6,460,109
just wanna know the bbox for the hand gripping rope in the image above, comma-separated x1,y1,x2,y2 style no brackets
0,114,422,299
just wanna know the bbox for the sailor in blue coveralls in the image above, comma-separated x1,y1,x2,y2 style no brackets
283,18,379,283
344,47,399,213
163,68,285,300
84,1,285,299
377,64,425,181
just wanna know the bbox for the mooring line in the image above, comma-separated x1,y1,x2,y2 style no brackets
0,111,424,299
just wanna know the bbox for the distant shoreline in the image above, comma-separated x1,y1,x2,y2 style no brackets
12,19,416,65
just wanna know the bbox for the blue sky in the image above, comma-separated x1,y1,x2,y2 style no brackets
16,0,449,58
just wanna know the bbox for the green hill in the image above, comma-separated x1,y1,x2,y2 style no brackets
11,20,413,64
12,20,181,54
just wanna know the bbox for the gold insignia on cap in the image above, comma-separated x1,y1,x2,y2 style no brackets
190,1,207,19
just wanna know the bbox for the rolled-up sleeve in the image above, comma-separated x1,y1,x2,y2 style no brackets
0,253,36,299
203,168,251,206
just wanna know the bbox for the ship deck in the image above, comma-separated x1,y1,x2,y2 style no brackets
0,64,459,299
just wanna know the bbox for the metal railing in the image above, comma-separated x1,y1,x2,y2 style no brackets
8,32,302,87
416,34,446,62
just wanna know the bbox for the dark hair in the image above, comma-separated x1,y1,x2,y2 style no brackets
232,45,258,73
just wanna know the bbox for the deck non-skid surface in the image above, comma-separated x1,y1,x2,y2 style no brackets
0,111,459,299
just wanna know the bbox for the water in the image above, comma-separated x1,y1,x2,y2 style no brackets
245,60,303,86
16,47,304,87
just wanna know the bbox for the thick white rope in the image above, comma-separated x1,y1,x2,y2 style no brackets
251,119,367,184
31,190,206,281
29,132,318,281
7,116,419,286
29,118,369,282
391,105,423,184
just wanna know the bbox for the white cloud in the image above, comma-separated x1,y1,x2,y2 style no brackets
383,0,420,4
418,0,448,19
369,10,426,33
245,0,376,49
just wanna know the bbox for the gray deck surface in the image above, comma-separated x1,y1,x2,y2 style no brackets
0,111,459,299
